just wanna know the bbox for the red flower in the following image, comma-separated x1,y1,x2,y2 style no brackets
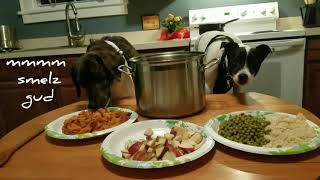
159,28,190,41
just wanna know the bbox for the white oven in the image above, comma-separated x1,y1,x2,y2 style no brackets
242,38,305,106
189,2,306,106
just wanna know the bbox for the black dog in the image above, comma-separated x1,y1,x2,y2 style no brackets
195,31,271,93
71,36,138,109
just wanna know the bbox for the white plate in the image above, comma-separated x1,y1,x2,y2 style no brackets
100,120,215,169
204,110,320,155
44,107,138,140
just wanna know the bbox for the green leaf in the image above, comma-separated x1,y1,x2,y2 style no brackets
270,144,312,155
107,107,118,111
299,144,312,151
261,111,273,116
77,133,93,139
151,161,170,168
125,160,136,168
102,149,123,165
172,159,181,165
179,122,189,128
45,127,63,138
216,115,227,122
165,120,178,128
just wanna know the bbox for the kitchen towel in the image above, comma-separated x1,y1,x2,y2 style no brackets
0,120,46,167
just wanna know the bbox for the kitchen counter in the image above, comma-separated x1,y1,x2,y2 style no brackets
277,17,320,36
305,27,320,36
2,17,320,60
0,30,189,59
0,39,189,59
0,93,319,179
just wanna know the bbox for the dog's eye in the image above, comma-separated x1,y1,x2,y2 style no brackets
228,60,239,68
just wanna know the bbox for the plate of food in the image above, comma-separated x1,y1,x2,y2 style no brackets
100,120,215,168
45,107,138,140
204,110,320,155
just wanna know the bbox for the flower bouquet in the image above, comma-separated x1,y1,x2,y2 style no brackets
159,14,190,40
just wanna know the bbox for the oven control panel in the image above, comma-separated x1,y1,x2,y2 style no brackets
189,2,279,26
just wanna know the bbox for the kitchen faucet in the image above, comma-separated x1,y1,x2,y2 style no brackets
65,2,84,47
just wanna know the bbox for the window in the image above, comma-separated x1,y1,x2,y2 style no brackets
38,0,93,6
18,0,128,24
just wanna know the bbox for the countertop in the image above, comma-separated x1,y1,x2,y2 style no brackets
277,16,320,36
1,17,320,60
0,39,189,59
305,27,320,36
0,30,190,59
0,93,319,179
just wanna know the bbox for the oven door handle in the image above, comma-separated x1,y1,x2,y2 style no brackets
268,39,305,52
247,39,305,52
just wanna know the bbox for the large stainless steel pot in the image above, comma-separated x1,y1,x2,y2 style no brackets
121,52,206,118
0,25,19,52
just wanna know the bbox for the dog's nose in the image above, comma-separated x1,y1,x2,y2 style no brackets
238,73,248,85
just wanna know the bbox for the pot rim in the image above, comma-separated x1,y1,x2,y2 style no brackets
129,51,205,64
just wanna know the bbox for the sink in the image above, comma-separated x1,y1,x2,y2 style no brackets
14,45,87,52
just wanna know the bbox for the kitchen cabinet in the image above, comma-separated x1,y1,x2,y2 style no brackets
303,36,320,117
0,58,49,137
0,54,86,138
0,86,49,134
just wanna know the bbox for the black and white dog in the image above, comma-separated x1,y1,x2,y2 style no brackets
71,36,137,109
195,31,271,94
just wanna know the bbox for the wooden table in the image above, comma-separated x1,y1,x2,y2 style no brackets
0,93,319,180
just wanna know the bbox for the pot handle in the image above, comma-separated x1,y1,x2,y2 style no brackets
118,64,133,75
204,57,220,69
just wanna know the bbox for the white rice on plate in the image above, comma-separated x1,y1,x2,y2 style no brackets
263,114,316,148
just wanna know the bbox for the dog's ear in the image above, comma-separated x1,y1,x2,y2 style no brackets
86,39,99,52
70,65,81,98
94,52,121,80
223,42,239,59
220,41,228,49
255,44,271,61
95,53,121,79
